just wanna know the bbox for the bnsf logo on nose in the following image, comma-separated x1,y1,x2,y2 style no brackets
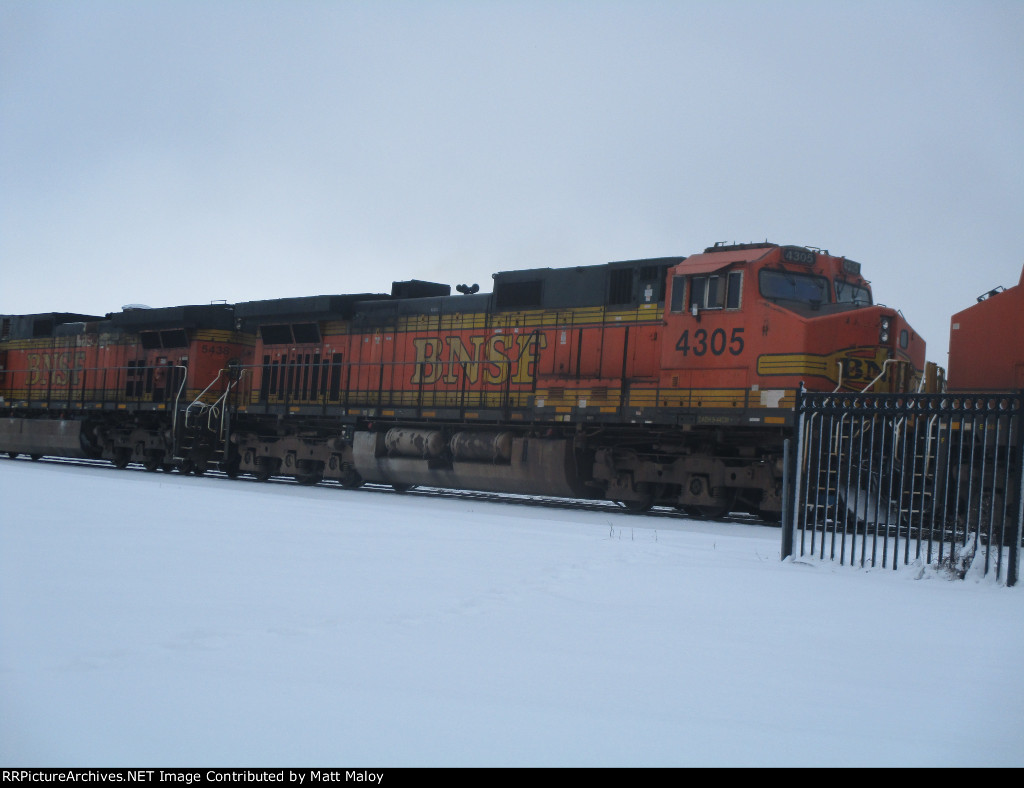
841,356,884,382
410,334,547,385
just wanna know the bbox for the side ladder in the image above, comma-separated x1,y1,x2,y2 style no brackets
173,368,245,475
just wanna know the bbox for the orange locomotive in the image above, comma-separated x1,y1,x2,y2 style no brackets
941,264,1024,536
223,241,928,518
0,241,929,519
0,305,251,469
947,264,1024,393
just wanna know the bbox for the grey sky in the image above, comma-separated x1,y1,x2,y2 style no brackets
2,0,1022,365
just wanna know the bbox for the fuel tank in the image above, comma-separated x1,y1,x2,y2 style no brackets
353,431,592,498
0,418,98,459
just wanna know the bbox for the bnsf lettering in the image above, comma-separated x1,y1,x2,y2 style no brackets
26,351,87,385
675,328,745,357
411,333,548,385
841,357,884,383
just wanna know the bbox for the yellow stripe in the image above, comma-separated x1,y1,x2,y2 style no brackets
757,354,831,375
191,329,253,344
393,304,665,333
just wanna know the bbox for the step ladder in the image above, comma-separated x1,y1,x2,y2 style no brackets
173,368,245,473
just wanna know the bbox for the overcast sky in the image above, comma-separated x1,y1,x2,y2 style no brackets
2,1,1022,364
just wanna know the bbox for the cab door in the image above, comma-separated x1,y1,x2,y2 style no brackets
661,269,749,397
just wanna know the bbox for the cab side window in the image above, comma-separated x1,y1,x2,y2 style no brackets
670,276,687,312
691,277,712,309
725,271,742,308
671,271,743,312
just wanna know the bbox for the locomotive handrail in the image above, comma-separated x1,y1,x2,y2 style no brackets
205,369,246,434
169,365,189,441
11,362,190,410
861,358,901,393
185,369,226,418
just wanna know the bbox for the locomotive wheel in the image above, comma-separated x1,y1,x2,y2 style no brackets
143,456,162,472
254,457,274,483
7,452,18,459
179,459,195,475
30,454,43,461
391,483,416,493
339,468,364,490
294,461,323,486
223,456,241,480
616,481,657,513
112,450,131,470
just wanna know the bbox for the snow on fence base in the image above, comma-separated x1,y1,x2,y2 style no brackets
781,389,1024,586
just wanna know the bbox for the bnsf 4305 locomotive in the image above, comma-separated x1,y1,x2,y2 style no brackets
0,242,934,519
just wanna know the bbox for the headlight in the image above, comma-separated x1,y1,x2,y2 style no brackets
880,316,892,343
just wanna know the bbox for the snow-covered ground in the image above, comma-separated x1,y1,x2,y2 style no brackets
1,458,1021,767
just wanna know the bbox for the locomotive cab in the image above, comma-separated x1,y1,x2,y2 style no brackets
660,243,927,416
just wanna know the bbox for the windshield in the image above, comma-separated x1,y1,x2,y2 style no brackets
834,279,872,305
759,269,829,305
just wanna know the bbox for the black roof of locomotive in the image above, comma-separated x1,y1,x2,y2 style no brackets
349,290,492,327
492,256,685,281
346,257,683,323
233,294,391,329
491,256,684,310
2,256,689,342
0,312,106,340
390,280,451,299
107,303,236,332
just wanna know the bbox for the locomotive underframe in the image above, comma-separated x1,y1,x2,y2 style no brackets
223,418,788,517
0,403,790,518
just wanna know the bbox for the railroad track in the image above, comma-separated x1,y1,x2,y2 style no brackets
2,453,776,527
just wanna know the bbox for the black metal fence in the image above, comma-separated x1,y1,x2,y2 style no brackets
781,389,1023,586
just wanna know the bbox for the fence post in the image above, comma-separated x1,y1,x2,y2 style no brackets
781,437,794,560
781,384,804,561
1007,391,1024,587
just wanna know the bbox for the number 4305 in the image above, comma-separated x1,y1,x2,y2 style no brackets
675,327,745,356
